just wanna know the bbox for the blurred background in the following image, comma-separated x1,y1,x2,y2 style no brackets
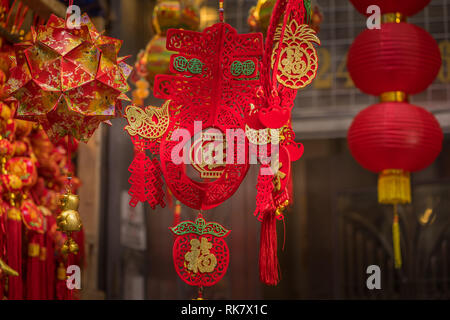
56,0,450,299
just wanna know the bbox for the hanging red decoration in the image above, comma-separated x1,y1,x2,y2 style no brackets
124,0,320,290
349,0,431,17
347,22,441,96
348,102,443,174
125,21,264,210
170,214,230,288
347,0,443,270
4,13,132,143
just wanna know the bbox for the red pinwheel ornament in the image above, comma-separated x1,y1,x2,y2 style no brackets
4,14,132,142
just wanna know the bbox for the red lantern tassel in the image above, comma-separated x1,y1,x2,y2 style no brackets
254,167,275,221
0,205,6,300
45,231,55,300
66,253,76,300
43,215,56,300
259,210,279,286
255,166,280,285
6,207,23,300
26,232,43,300
39,244,47,299
56,261,67,300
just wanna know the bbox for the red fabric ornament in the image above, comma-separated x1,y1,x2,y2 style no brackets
170,215,230,288
349,0,431,17
22,200,44,300
124,22,263,210
347,22,441,96
25,232,44,300
153,22,263,210
128,151,165,209
4,14,131,142
42,209,56,300
256,0,319,128
247,0,313,286
348,102,443,173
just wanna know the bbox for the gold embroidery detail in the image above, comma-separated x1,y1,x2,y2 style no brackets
272,20,320,89
124,100,170,139
184,237,217,274
189,130,226,179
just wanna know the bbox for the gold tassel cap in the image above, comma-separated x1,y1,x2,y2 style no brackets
378,169,411,205
380,91,408,103
381,12,407,24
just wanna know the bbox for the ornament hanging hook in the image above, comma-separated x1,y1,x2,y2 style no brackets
219,0,224,22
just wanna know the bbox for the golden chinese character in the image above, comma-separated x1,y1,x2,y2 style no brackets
184,237,217,274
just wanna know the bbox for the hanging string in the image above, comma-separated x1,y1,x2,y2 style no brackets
197,286,204,300
67,136,73,192
219,0,224,23
392,203,402,269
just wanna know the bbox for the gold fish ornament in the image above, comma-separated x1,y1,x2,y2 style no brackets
124,100,171,139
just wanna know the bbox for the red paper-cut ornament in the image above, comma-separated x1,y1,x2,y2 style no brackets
170,214,230,288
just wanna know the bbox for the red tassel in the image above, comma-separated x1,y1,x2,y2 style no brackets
55,261,67,300
0,203,6,300
255,165,280,286
6,207,23,300
26,232,43,300
254,166,275,221
259,210,279,286
44,215,56,300
67,253,74,300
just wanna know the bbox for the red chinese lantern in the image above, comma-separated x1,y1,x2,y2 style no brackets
349,0,431,17
347,0,443,270
348,101,443,203
347,22,441,96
